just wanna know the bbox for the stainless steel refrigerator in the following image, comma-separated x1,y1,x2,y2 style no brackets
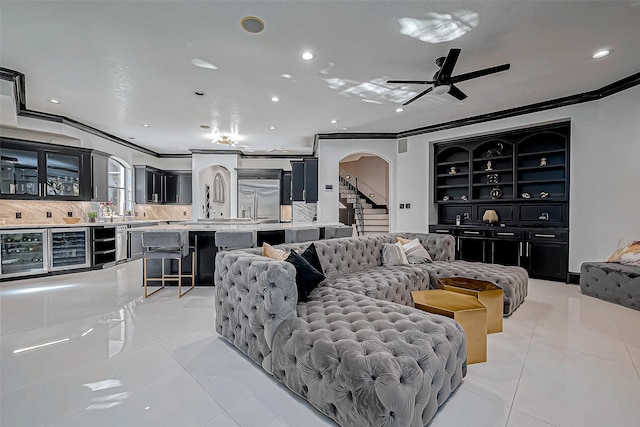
237,179,280,223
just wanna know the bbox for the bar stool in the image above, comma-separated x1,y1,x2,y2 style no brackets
323,225,354,239
142,231,194,298
214,230,256,251
285,227,320,243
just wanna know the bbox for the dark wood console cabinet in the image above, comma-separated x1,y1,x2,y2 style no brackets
432,122,570,281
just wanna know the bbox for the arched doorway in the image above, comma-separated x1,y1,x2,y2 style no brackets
339,153,390,235
199,165,231,218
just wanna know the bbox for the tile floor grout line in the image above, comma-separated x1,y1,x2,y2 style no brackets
613,319,638,370
530,335,637,367
508,300,542,409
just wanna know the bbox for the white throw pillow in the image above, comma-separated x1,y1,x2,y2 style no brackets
398,238,432,264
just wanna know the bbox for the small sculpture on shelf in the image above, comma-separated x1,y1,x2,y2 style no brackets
483,142,504,158
485,160,493,171
490,186,502,199
540,191,549,198
442,195,450,201
521,192,531,199
461,195,468,201
540,157,547,167
487,173,499,184
449,166,457,175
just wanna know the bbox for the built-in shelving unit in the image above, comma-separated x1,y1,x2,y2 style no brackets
432,121,570,281
92,226,116,267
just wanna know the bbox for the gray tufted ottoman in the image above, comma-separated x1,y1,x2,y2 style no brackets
580,262,640,310
272,289,466,427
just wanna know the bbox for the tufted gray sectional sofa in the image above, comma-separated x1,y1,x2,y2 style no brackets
214,232,528,426
580,262,640,310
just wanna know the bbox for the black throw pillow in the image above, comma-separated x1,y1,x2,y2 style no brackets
300,242,323,274
286,249,325,302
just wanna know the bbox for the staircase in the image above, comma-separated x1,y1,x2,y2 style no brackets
339,181,389,235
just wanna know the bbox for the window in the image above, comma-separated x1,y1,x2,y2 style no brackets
108,158,132,215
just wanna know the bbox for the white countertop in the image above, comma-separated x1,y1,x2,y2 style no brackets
0,220,162,230
130,222,345,232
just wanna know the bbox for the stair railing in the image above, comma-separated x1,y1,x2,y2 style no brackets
339,175,365,236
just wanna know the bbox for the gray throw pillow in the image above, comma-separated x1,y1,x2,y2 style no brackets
382,242,408,266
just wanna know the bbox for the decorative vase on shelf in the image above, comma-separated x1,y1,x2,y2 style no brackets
540,157,547,167
449,166,457,175
485,161,493,171
490,186,502,199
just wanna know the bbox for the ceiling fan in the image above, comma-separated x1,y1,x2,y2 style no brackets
388,48,510,105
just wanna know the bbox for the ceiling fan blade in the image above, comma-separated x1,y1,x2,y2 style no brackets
436,48,461,80
451,63,511,83
403,87,433,106
387,80,433,84
448,84,468,100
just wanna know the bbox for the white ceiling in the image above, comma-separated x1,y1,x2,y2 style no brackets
1,1,639,155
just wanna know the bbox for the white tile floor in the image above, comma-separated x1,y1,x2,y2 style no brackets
1,260,639,427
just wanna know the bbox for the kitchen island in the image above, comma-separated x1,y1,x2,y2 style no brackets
134,221,347,286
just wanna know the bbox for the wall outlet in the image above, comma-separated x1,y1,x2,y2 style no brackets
405,203,411,209
183,211,187,216
143,212,146,217
46,211,52,218
15,212,22,219
399,204,405,209
67,211,73,217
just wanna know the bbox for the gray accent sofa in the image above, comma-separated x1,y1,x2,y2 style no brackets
580,262,640,310
214,233,528,426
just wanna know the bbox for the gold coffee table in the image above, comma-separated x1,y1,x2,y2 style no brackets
411,290,487,364
438,277,504,334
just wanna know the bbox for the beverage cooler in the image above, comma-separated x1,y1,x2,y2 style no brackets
0,229,48,278
1,228,90,279
49,228,90,271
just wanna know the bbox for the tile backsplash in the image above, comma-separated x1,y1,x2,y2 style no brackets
0,200,192,225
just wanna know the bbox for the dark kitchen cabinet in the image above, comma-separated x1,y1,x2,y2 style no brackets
0,138,92,201
291,161,305,202
280,171,292,205
135,166,191,204
178,173,192,204
91,151,109,202
290,158,318,203
164,173,179,204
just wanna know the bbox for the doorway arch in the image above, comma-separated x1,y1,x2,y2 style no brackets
198,165,231,218
338,153,390,235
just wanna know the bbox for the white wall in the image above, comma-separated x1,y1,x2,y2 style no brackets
397,85,640,272
340,156,389,205
238,157,294,170
0,104,191,171
191,153,239,219
316,139,397,230
198,165,231,218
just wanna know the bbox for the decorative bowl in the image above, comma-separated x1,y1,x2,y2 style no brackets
63,217,81,224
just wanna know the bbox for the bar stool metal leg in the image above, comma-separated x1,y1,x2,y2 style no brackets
144,258,165,298
179,253,196,298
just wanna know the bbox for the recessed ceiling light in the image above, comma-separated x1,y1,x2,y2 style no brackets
129,137,135,140
396,108,404,113
342,127,348,131
48,99,60,104
331,119,338,124
194,91,205,96
171,145,177,148
270,126,277,130
200,125,210,129
280,74,293,79
142,124,150,128
241,16,265,34
271,96,280,102
301,51,315,61
191,59,218,70
592,49,611,59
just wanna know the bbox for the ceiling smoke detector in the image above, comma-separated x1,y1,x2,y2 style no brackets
241,16,265,34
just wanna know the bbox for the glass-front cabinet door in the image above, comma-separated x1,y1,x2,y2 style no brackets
45,152,81,199
49,228,90,271
0,229,48,278
0,138,91,200
0,147,40,198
